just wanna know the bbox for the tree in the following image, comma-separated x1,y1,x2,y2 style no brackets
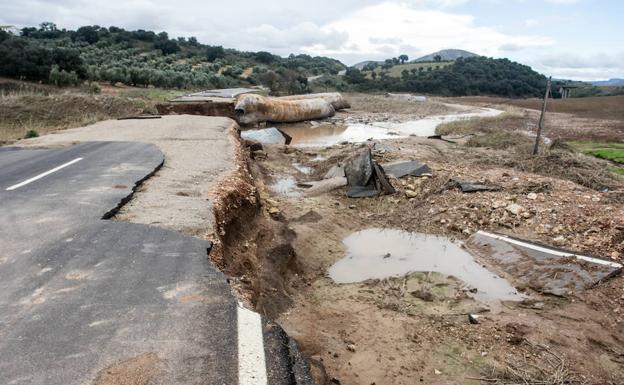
154,39,180,55
75,26,99,44
434,54,442,62
363,62,377,71
0,29,9,43
398,54,409,64
255,51,275,64
206,45,225,62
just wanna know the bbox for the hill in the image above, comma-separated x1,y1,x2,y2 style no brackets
0,23,346,95
413,49,479,62
342,56,548,97
353,60,383,70
591,78,624,86
361,61,452,79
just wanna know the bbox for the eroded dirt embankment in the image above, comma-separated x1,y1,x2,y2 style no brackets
221,97,624,385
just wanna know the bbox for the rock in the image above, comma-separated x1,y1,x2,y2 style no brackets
492,201,506,209
611,251,621,260
506,203,524,216
405,190,418,198
251,150,268,160
553,236,566,246
268,207,280,216
346,344,356,352
434,369,442,375
468,314,480,324
527,192,538,200
243,138,263,152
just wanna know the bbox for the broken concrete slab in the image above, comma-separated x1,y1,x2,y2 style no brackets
447,178,502,193
465,231,623,296
346,185,380,198
382,160,432,178
241,127,292,145
175,88,261,100
343,148,396,198
373,163,396,194
344,149,374,187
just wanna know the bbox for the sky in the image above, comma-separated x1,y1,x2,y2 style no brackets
1,0,622,81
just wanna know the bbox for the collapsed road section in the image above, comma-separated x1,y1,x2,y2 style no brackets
3,120,313,384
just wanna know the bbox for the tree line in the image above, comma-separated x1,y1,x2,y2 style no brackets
340,56,548,98
0,23,345,93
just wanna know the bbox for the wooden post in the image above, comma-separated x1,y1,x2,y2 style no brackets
533,76,551,155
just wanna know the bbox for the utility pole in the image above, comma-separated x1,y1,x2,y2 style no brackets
533,76,552,155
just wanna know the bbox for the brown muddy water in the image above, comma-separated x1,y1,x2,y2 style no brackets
279,108,502,147
328,228,525,302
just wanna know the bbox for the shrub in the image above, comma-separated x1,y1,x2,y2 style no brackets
25,129,39,138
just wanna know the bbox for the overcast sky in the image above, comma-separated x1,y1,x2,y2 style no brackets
1,0,622,80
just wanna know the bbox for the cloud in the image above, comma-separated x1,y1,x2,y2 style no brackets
529,52,624,80
524,19,538,27
307,2,554,64
544,0,580,4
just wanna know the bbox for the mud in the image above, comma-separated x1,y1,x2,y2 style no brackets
278,108,502,147
230,100,624,385
329,229,524,302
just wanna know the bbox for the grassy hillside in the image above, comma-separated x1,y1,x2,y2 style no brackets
339,56,548,97
363,61,452,79
0,23,346,95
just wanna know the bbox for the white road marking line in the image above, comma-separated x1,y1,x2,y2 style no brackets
477,231,623,269
5,157,83,191
237,303,268,385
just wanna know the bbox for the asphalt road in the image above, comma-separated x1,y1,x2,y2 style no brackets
0,142,311,385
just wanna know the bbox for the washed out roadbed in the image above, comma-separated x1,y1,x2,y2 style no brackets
232,99,624,385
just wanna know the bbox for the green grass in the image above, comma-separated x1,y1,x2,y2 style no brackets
613,168,624,176
568,141,624,165
587,149,624,164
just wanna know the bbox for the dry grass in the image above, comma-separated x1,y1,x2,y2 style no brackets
467,131,534,150
0,93,151,144
475,341,586,385
473,139,624,191
345,93,456,115
448,95,624,122
436,112,528,136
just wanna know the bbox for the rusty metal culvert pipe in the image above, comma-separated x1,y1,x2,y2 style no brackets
235,94,336,125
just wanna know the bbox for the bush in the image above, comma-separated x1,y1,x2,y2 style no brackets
24,129,39,138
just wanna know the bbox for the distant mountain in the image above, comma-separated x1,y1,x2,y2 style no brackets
413,49,479,62
591,78,624,86
352,60,383,70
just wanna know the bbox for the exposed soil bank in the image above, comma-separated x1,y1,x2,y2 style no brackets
235,99,624,385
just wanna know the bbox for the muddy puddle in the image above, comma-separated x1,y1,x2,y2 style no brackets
328,228,525,302
280,108,502,147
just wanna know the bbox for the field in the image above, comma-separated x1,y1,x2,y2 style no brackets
449,95,624,122
0,78,187,144
363,61,452,78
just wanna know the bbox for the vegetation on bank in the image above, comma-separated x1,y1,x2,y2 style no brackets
0,23,344,94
